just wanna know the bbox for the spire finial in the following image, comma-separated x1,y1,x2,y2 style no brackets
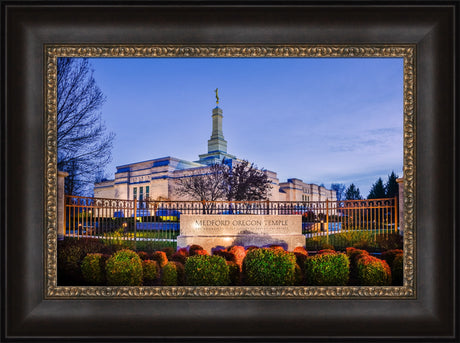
214,88,219,105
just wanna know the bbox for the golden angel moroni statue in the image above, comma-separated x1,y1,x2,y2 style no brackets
215,88,219,105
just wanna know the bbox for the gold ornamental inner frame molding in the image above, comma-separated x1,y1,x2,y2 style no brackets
45,44,416,299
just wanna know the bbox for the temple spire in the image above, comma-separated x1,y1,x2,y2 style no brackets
196,90,236,165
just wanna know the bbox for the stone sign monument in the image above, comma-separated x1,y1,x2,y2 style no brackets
177,214,305,252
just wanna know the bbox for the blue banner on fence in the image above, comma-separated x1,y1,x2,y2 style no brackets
136,222,180,231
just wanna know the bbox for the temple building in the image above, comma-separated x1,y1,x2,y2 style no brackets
94,93,337,203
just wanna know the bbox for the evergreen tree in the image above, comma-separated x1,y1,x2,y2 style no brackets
344,183,362,200
385,171,399,198
368,178,386,199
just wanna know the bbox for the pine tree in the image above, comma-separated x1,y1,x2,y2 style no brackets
345,183,362,200
385,171,399,198
368,178,386,199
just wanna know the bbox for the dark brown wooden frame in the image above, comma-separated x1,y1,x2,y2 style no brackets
2,1,457,341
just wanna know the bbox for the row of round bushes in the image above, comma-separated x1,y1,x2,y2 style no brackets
76,243,403,287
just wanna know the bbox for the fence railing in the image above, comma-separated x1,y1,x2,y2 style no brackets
64,196,398,250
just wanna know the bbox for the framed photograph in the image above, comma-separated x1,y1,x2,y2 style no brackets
2,1,457,341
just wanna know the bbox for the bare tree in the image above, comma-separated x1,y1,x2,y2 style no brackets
57,57,114,195
175,163,228,201
331,183,346,201
175,159,272,202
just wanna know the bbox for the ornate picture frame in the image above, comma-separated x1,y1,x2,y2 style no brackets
46,45,415,299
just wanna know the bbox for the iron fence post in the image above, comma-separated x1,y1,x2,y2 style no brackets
394,196,398,233
326,199,329,244
133,198,137,246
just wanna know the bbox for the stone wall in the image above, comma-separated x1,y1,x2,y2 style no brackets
177,214,305,252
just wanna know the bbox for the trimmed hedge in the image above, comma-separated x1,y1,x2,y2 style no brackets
304,252,349,286
192,249,209,256
171,252,187,265
57,238,110,285
356,254,392,286
227,261,240,286
137,251,150,261
391,254,403,285
105,249,143,286
376,233,403,251
189,244,206,256
161,262,178,286
185,255,230,286
294,263,304,285
161,261,185,286
213,249,237,263
346,247,370,285
142,260,159,285
318,249,336,255
381,249,403,269
161,247,175,260
242,248,296,286
81,253,107,285
293,247,309,268
228,246,246,269
151,251,168,268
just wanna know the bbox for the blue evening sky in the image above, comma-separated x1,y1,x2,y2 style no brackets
89,57,404,196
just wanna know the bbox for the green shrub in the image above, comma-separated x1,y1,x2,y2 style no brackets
161,261,185,286
356,255,391,286
57,238,109,285
346,247,369,263
177,247,189,256
228,246,246,269
185,255,230,286
293,247,309,267
151,251,168,268
137,251,150,260
376,233,403,251
188,244,205,256
306,231,378,251
318,249,336,255
227,261,240,286
321,243,335,250
171,252,187,265
213,249,236,263
346,247,369,285
105,249,143,286
380,249,403,269
304,253,349,286
294,263,304,285
161,247,175,259
81,253,107,285
293,247,308,255
268,245,285,251
242,248,296,286
142,260,159,285
193,249,209,256
174,261,185,285
352,239,373,250
102,228,135,250
245,245,259,251
391,254,403,285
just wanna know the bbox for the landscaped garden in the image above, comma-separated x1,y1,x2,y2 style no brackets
57,235,403,287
